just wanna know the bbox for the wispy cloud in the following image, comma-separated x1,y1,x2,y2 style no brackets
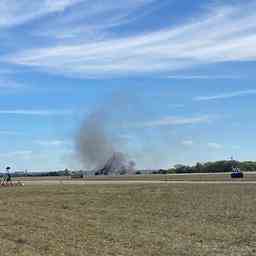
0,109,73,116
34,0,157,40
207,142,223,149
141,115,211,127
35,140,71,147
0,0,83,27
194,89,256,101
5,2,256,77
167,75,243,80
181,140,193,146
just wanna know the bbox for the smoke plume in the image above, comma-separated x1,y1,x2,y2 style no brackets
76,101,136,175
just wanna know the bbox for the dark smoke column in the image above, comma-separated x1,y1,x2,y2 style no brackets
76,111,136,175
96,152,136,175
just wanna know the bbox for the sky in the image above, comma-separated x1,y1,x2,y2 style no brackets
0,0,256,171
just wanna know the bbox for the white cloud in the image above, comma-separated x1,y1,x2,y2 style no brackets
194,89,256,101
45,0,82,12
29,0,158,43
141,115,211,127
0,109,73,116
0,0,156,34
167,75,243,80
207,142,223,149
5,2,256,77
181,140,193,146
35,140,71,147
0,0,83,27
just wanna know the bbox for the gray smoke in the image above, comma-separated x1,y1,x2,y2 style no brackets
97,152,136,175
76,106,136,175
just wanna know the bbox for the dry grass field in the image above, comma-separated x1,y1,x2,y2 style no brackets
84,172,256,181
14,172,256,182
0,184,256,256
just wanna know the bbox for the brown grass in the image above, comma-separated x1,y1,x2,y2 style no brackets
0,184,255,255
15,172,256,182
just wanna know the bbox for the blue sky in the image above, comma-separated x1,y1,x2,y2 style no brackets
0,0,256,171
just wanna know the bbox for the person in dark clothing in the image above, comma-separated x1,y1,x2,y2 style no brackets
6,173,11,182
5,166,11,182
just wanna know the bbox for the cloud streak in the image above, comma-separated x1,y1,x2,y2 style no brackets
181,140,193,146
35,140,71,147
0,109,73,116
167,75,243,80
4,2,256,78
34,0,157,40
141,115,211,127
194,89,256,101
0,0,83,27
207,142,223,150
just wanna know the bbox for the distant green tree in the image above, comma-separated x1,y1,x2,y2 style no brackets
167,160,256,174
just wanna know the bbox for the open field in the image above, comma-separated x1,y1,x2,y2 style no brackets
0,184,256,255
14,172,256,183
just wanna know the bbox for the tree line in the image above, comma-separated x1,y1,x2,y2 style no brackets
153,160,256,174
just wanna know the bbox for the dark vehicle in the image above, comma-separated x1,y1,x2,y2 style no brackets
230,167,244,179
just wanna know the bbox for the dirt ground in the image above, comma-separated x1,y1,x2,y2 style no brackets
0,183,255,255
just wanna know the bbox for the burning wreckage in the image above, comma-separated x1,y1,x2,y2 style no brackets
95,152,135,176
77,109,136,176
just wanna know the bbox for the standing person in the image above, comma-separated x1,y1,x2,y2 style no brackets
6,166,11,182
7,173,11,182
